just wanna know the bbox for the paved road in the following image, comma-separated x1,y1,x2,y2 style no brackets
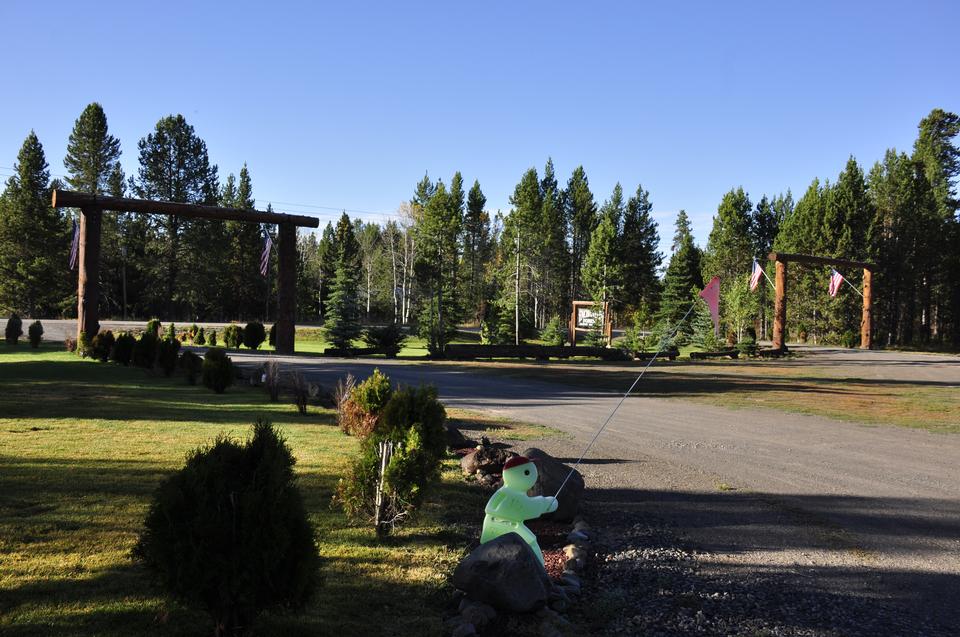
225,347,960,628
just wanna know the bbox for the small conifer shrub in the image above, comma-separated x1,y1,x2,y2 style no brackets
362,324,407,357
179,351,203,385
91,330,116,362
134,421,320,636
208,329,217,347
223,324,243,349
28,320,43,348
133,331,159,368
202,348,234,393
157,338,181,377
5,314,23,345
195,327,206,345
243,322,266,350
112,332,136,366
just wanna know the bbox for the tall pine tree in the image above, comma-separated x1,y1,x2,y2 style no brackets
620,183,662,314
324,212,361,349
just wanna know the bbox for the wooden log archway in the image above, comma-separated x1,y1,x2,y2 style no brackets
52,190,319,355
767,252,876,351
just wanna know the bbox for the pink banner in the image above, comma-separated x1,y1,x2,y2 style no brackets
699,276,720,336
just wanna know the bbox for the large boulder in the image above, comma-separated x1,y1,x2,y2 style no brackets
521,447,584,523
460,445,517,476
446,424,474,450
453,533,551,613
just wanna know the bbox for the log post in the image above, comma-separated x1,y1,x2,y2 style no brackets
77,207,103,342
860,268,873,349
772,259,787,351
275,223,297,355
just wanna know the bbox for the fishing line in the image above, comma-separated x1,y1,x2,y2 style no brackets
553,300,700,498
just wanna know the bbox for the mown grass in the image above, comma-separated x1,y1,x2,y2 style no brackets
0,344,489,636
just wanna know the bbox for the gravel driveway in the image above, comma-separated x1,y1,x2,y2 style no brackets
223,348,958,635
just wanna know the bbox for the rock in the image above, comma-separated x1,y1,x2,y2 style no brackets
567,530,589,543
460,445,517,476
451,621,477,637
521,447,584,522
446,424,473,450
458,598,496,629
453,533,552,613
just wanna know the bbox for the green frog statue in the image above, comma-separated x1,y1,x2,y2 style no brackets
480,455,558,565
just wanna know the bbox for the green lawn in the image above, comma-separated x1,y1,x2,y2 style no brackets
0,344,493,636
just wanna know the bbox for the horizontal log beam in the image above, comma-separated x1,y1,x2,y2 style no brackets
52,189,319,228
768,251,875,271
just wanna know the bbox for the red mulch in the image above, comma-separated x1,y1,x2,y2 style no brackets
542,548,566,581
527,519,569,549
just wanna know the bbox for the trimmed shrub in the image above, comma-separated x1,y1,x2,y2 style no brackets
134,420,320,636
166,323,177,342
223,324,243,349
28,320,43,348
65,337,77,353
5,314,23,345
133,331,159,368
362,324,407,357
195,327,206,346
208,329,217,347
91,330,116,362
179,351,203,385
157,338,181,377
334,381,446,527
243,322,266,350
112,332,136,366
146,318,161,338
78,331,94,358
202,348,234,393
189,323,199,340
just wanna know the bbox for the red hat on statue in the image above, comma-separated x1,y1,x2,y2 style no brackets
503,456,532,471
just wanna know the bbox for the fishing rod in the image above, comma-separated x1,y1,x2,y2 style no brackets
553,299,700,499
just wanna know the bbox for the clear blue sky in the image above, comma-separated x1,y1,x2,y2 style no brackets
1,1,957,255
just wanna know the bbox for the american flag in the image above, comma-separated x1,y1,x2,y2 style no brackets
749,259,763,291
828,269,844,298
260,232,273,277
68,218,80,270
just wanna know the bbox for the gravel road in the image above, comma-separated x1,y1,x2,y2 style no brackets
223,348,959,635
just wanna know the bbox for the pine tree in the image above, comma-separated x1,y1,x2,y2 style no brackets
317,222,336,321
495,168,542,345
583,184,624,310
620,184,662,314
657,210,703,340
538,158,570,324
134,115,220,319
565,166,597,301
0,132,67,317
324,213,361,349
462,179,491,322
222,164,264,320
63,103,124,317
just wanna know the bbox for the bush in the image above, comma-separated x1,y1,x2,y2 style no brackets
269,323,277,348
65,337,77,353
134,421,320,636
244,322,266,350
133,332,159,368
339,369,392,437
195,327,206,346
146,318,161,338
362,324,407,357
223,324,243,349
91,330,116,362
28,320,43,348
157,338,181,377
78,331,94,358
5,313,23,345
840,330,859,349
334,382,446,527
736,335,758,357
166,323,177,342
539,316,567,347
179,351,203,385
189,323,199,340
112,332,136,366
208,329,217,347
202,348,234,393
